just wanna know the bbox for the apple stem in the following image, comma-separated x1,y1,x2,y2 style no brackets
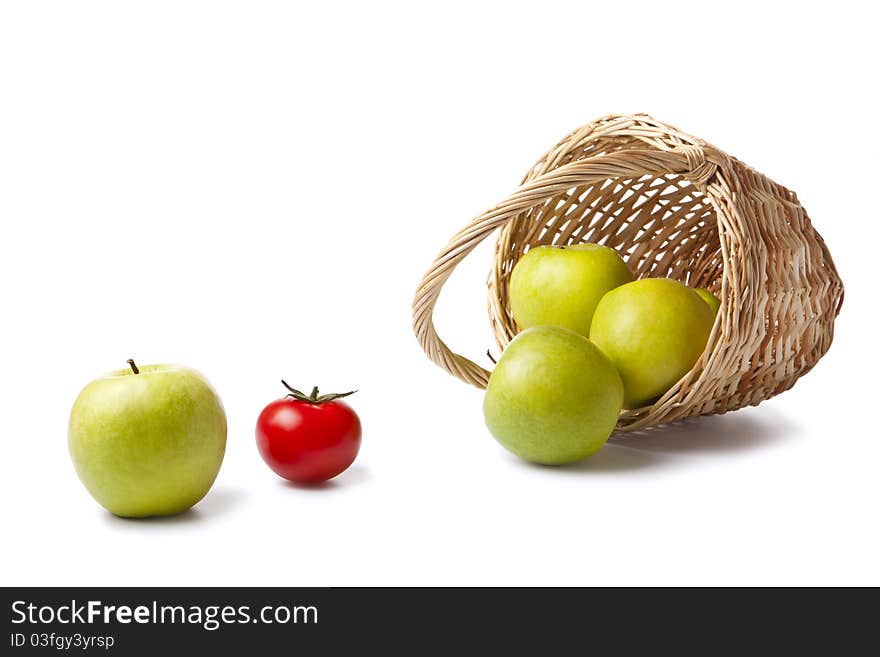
486,349,497,365
127,359,140,375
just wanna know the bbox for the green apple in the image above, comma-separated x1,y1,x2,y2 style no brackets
694,287,721,315
509,243,633,337
483,326,623,464
69,361,227,518
590,278,714,409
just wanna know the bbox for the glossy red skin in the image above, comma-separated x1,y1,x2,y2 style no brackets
256,397,361,483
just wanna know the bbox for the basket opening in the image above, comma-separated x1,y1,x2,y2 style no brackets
500,172,724,294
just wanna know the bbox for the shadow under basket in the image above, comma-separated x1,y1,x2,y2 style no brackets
412,114,844,431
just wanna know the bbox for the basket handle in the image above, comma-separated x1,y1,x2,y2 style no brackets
412,145,721,388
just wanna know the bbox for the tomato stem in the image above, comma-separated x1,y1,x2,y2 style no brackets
281,380,357,404
127,359,140,374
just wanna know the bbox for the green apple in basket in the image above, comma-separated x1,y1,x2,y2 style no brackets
509,243,633,337
68,360,227,517
483,326,623,464
590,278,715,409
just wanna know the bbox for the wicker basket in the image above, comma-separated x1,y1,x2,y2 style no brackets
413,114,843,431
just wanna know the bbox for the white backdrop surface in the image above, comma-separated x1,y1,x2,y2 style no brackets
1,1,877,586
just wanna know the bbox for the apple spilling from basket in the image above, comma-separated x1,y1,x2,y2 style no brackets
484,243,719,464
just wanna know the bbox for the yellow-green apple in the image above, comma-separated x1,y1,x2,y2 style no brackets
69,361,227,517
590,278,714,409
694,287,721,315
483,326,623,464
509,243,633,337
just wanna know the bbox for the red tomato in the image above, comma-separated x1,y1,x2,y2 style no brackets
256,382,361,483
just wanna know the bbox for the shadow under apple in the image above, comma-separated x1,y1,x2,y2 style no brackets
102,486,247,526
518,405,796,474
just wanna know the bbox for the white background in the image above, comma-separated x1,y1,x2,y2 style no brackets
1,1,877,586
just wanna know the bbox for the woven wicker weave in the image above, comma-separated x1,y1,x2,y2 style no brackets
413,114,843,431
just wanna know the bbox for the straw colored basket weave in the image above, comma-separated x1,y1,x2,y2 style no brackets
412,114,843,431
